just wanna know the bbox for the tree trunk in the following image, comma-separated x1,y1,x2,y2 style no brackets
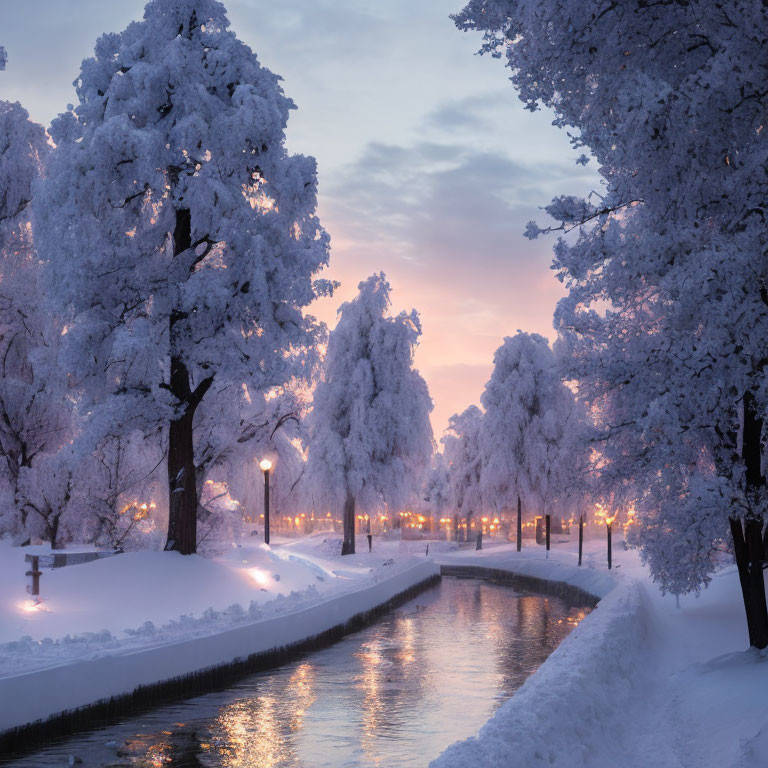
341,491,355,555
47,515,60,551
578,514,584,566
517,494,522,552
545,513,551,554
166,390,198,555
730,391,768,649
164,209,213,556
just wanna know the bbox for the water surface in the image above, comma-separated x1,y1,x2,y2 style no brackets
6,577,589,768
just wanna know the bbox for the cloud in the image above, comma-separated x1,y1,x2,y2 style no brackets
425,102,494,133
3,0,600,436
312,137,595,435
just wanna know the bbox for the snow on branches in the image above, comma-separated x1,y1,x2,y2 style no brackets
454,0,768,601
480,332,580,522
308,274,434,553
442,405,484,521
35,0,330,553
0,46,73,543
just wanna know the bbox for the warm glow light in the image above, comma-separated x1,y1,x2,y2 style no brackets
249,568,270,587
17,600,42,613
259,458,272,471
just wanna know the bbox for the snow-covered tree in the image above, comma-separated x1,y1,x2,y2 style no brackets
75,431,166,551
443,405,484,533
479,333,576,545
17,447,77,550
198,385,310,548
424,452,451,526
454,0,768,644
308,273,434,555
36,0,330,555
0,46,71,542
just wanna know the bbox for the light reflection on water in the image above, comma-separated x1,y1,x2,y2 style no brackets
6,577,589,768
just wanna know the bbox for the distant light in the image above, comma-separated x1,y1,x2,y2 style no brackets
259,458,272,472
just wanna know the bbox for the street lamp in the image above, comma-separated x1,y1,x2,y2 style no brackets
260,458,272,545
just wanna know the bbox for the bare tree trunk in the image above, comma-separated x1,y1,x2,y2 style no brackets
166,392,198,555
731,391,768,649
341,491,355,555
47,515,60,551
164,209,213,556
517,494,522,552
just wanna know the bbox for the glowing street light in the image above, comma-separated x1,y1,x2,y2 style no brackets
260,458,273,545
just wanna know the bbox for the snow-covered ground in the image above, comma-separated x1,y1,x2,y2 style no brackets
0,535,440,732
3,531,766,768
432,536,768,768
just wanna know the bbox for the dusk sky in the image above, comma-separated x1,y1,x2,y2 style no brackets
2,0,598,437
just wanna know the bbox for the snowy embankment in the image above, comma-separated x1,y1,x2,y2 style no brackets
0,536,438,734
438,543,616,603
433,539,768,768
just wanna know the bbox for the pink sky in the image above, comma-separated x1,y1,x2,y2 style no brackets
3,0,598,438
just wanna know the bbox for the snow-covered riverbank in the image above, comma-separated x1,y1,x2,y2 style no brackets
432,539,768,768
0,536,439,734
5,532,765,768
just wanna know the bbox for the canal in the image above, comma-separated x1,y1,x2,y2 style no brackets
5,576,590,768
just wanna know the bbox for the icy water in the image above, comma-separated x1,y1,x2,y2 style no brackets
5,577,589,768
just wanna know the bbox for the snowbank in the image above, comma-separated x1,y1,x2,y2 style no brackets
432,539,768,768
431,576,647,768
0,556,438,733
438,545,616,602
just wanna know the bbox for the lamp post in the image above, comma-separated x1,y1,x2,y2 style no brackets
260,458,272,545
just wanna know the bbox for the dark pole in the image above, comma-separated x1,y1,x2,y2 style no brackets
264,468,270,546
25,555,41,598
545,513,551,557
607,522,612,570
517,494,522,552
578,514,584,566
